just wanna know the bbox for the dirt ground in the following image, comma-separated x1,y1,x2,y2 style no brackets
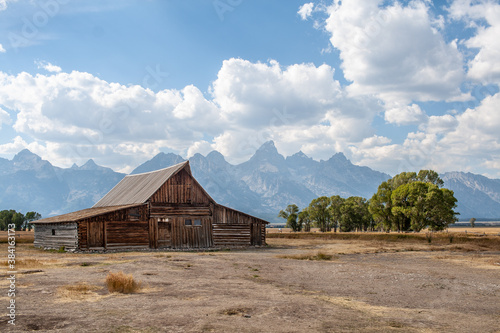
1,235,499,333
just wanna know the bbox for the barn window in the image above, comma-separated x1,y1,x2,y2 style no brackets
51,229,55,235
129,208,141,220
194,219,202,226
185,219,192,226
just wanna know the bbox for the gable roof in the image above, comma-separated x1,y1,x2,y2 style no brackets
93,161,190,208
32,204,144,224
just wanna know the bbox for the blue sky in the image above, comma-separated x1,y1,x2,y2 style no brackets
1,0,500,178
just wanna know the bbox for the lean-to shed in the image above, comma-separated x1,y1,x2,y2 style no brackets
31,161,268,250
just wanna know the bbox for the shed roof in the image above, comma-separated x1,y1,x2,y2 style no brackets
31,204,144,224
93,161,189,208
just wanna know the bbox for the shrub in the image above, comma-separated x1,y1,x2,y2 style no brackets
279,251,335,261
105,271,141,294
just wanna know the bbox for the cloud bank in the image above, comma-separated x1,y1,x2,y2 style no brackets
1,0,500,178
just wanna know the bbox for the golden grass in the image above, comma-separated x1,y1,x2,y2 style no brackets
0,258,43,268
105,271,142,294
57,282,103,302
0,230,35,243
278,251,335,261
449,227,500,235
220,307,251,316
267,231,500,249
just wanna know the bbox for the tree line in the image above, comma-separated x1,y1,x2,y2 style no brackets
0,210,41,231
279,170,459,233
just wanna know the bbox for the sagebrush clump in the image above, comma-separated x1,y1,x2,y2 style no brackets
105,271,141,294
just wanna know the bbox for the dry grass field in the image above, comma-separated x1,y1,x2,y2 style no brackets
266,227,500,235
0,231,499,332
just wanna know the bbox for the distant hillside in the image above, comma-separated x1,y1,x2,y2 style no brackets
0,150,124,216
2,144,500,222
441,172,500,219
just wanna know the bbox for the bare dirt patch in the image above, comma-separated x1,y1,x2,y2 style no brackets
1,237,499,332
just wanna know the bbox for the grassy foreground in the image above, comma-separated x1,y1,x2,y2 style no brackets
267,230,500,250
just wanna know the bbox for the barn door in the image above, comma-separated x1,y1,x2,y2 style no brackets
158,220,172,248
251,223,262,246
88,222,104,248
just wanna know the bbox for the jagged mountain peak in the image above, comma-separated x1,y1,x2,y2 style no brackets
130,152,185,174
293,150,309,158
13,149,41,163
324,152,351,167
254,140,281,156
286,150,317,170
251,141,284,161
80,159,97,169
240,141,287,174
206,150,227,164
11,149,53,172
78,159,114,172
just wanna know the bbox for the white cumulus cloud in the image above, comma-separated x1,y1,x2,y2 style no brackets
448,0,500,84
0,70,224,169
210,58,382,162
298,2,314,20
325,0,466,104
0,107,11,129
384,103,428,126
35,61,62,73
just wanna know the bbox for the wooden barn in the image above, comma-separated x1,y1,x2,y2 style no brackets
31,161,268,251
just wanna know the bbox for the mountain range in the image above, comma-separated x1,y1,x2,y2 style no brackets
1,141,500,222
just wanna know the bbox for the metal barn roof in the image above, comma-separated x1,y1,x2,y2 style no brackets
32,204,144,224
93,161,189,208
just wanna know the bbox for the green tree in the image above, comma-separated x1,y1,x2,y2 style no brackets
299,208,312,232
469,217,476,228
388,171,417,189
340,196,371,232
329,195,344,233
391,182,430,232
417,170,444,187
371,170,450,232
391,181,458,232
278,204,301,232
0,210,26,231
309,196,331,232
369,181,394,232
426,187,459,231
0,210,13,230
12,212,25,231
24,211,42,230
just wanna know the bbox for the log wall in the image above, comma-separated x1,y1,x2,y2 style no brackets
150,169,211,205
78,205,148,250
106,221,149,249
213,205,267,246
170,216,213,249
149,203,211,218
213,224,251,246
34,223,78,250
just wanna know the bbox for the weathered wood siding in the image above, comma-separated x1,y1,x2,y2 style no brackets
34,223,78,250
77,205,148,250
149,204,211,218
170,216,213,249
213,224,251,246
213,205,267,246
150,169,211,205
251,223,265,246
106,221,149,249
158,221,172,248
